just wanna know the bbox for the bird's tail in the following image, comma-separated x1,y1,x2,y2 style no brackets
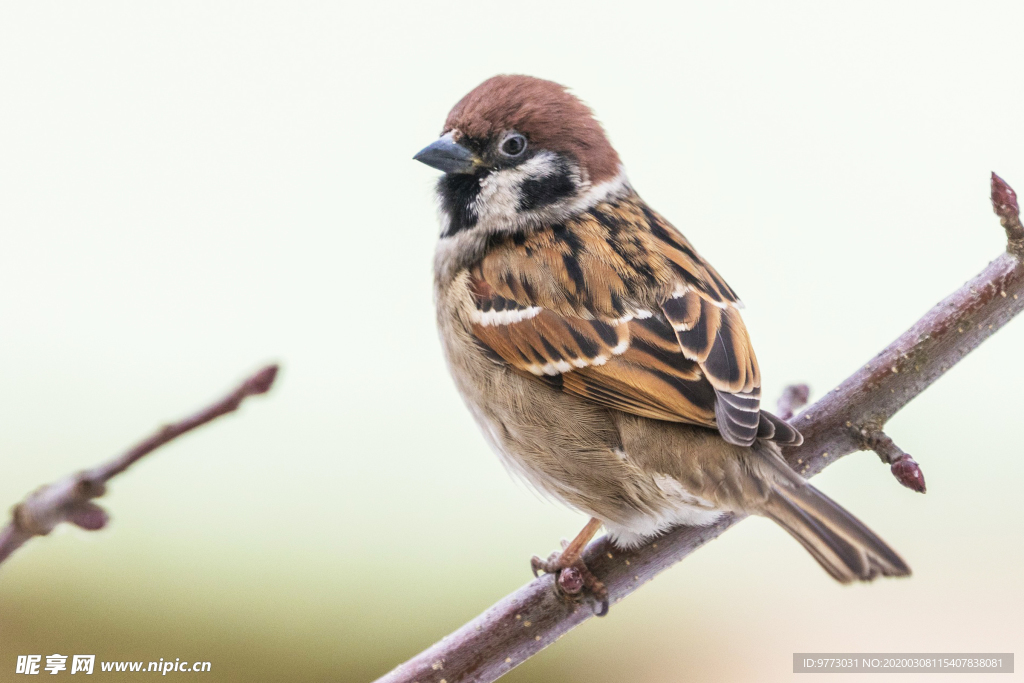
761,471,911,583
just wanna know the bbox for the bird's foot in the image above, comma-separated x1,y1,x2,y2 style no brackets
531,540,609,616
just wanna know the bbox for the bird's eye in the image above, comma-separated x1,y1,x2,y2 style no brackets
499,133,527,158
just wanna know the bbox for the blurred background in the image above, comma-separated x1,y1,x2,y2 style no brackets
1,2,1022,681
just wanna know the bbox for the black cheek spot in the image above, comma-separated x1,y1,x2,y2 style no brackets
517,158,577,212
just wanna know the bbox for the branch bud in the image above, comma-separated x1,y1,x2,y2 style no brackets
890,454,926,493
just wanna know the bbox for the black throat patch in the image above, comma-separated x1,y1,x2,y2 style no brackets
438,172,484,237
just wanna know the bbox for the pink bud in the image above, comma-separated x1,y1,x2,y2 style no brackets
891,455,926,493
245,365,279,395
67,502,109,530
992,172,1019,218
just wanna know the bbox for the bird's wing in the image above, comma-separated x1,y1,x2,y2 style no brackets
647,206,788,446
465,195,801,446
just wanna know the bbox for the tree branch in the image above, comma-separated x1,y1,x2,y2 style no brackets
0,364,279,567
374,173,1024,683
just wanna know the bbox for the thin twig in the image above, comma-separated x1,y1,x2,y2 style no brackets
0,364,279,567
775,383,810,421
860,430,926,493
374,173,1024,683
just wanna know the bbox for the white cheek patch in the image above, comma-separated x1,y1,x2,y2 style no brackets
473,152,571,226
434,167,633,270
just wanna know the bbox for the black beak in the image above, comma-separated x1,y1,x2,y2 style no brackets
413,133,479,174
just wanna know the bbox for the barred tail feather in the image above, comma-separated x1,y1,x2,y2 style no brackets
763,481,911,583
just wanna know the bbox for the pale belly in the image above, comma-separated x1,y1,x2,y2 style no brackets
436,292,725,548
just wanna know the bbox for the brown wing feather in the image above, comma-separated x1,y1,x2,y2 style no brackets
466,193,802,447
472,307,719,426
647,208,781,446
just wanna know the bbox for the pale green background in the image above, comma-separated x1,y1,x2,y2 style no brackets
1,2,1022,682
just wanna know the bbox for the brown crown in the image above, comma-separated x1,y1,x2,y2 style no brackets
443,75,621,184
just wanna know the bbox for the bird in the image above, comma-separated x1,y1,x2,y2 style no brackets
415,74,909,614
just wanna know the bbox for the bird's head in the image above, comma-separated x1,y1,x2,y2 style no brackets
415,75,626,238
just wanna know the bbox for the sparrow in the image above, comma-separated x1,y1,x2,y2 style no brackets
415,75,909,613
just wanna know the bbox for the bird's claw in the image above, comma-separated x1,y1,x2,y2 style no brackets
529,551,609,616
